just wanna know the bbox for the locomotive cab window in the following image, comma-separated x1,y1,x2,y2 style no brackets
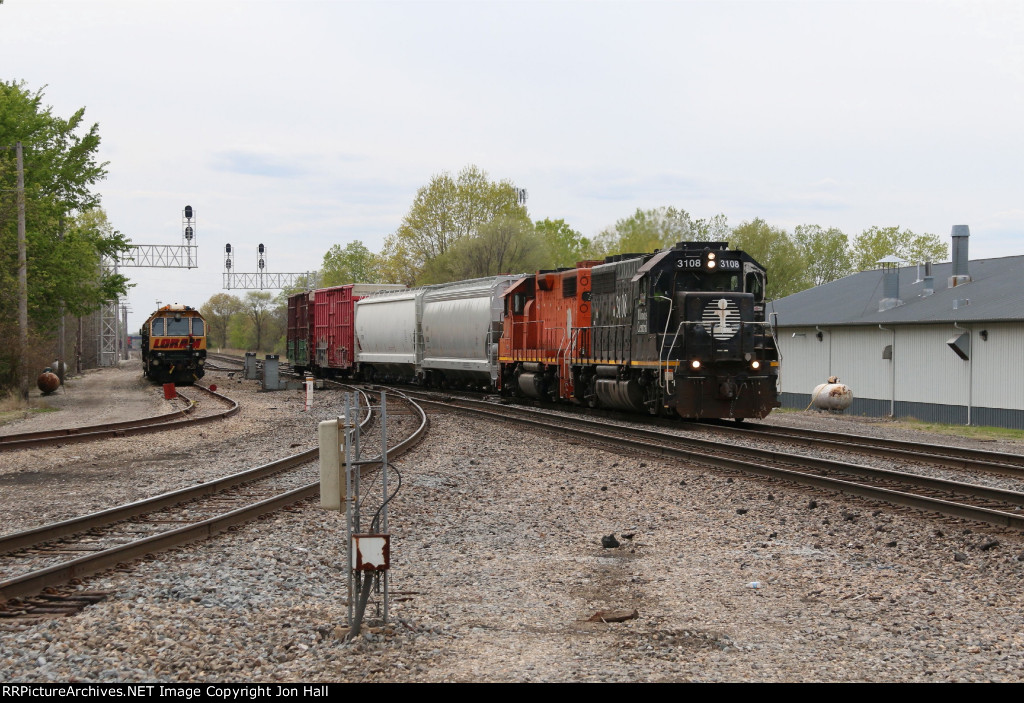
166,317,190,336
151,318,165,336
512,294,526,316
191,318,205,336
745,272,765,302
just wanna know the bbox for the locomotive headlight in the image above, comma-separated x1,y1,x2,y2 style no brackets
707,252,716,261
690,359,701,370
751,360,761,370
706,258,717,269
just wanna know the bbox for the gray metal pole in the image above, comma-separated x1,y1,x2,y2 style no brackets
16,142,28,400
381,391,389,622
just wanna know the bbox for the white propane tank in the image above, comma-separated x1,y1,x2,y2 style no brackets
810,376,853,411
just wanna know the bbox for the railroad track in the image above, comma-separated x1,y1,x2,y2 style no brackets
408,390,1024,530
0,385,239,452
0,388,428,621
697,419,1024,475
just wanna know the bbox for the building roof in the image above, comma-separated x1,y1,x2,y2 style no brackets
770,255,1024,327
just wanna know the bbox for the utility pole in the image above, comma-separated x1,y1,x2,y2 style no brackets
16,142,28,400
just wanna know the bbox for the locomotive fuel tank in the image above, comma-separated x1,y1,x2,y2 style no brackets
594,377,647,412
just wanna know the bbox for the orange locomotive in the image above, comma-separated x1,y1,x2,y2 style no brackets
140,304,207,385
499,261,603,403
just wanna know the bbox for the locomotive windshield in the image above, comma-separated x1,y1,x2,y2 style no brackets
151,318,164,335
674,271,742,293
165,317,191,335
191,318,204,336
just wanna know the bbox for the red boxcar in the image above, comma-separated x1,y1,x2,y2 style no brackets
310,283,406,377
499,262,602,402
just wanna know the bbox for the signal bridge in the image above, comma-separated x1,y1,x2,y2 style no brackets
221,243,316,291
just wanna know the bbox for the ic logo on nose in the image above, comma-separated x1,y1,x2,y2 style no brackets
703,298,739,340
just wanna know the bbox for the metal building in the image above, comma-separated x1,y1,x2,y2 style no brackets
770,227,1024,429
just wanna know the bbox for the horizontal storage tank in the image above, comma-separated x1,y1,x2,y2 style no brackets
422,275,523,386
811,381,853,410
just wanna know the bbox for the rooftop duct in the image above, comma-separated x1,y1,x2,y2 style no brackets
947,332,970,360
950,225,971,287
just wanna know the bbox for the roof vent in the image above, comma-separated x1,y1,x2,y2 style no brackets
922,275,934,297
949,225,971,287
877,256,904,312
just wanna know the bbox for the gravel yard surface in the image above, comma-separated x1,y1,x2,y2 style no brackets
3,362,1024,682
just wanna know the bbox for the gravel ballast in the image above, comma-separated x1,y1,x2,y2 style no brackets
2,361,1024,682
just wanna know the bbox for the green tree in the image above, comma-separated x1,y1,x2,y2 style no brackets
243,291,274,352
692,213,730,243
200,293,244,349
429,216,549,282
850,226,949,271
0,81,130,391
320,240,381,287
792,224,851,286
594,206,694,256
535,218,595,268
381,165,529,283
730,218,810,299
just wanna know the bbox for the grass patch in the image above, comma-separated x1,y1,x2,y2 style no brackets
896,417,1024,442
0,404,58,429
777,404,1024,441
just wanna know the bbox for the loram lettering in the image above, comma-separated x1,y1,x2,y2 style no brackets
153,337,197,349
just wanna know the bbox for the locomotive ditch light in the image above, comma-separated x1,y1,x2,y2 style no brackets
751,360,761,370
690,359,701,370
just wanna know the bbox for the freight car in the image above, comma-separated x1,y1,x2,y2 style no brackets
287,283,406,377
140,304,207,385
499,242,780,420
353,275,523,388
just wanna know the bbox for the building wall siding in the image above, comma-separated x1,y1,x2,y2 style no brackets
777,321,1024,429
972,323,1024,410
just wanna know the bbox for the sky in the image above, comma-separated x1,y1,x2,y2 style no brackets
3,0,1023,332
